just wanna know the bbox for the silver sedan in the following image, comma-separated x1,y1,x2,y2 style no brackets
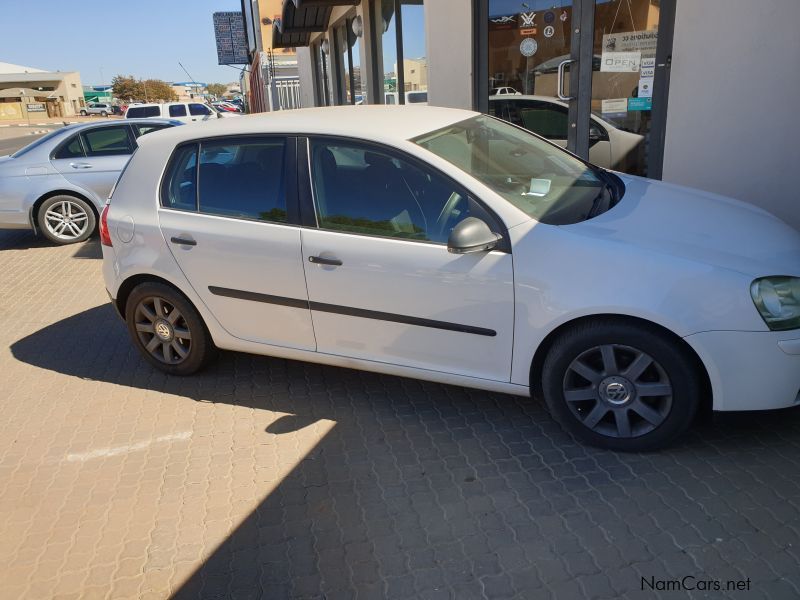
0,119,181,244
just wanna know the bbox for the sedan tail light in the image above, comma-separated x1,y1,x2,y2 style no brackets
99,203,112,247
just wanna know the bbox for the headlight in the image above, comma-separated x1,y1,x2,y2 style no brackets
750,276,800,331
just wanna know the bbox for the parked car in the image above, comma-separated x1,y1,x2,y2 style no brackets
211,105,242,118
489,95,643,170
384,91,428,105
0,119,181,244
490,86,521,96
101,106,800,451
125,102,216,124
80,102,114,117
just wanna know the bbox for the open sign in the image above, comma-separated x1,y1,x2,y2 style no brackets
600,51,641,72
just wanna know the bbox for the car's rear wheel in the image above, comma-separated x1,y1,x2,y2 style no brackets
541,320,700,451
101,111,108,117
80,109,87,116
37,195,95,245
125,282,216,375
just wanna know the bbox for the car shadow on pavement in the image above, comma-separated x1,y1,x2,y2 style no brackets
71,239,102,259
10,304,800,598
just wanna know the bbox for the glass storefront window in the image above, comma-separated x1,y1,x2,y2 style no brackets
316,41,332,107
335,17,364,105
376,0,426,104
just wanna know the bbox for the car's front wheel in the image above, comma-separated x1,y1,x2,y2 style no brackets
541,320,700,451
37,195,96,244
101,111,108,117
125,282,216,375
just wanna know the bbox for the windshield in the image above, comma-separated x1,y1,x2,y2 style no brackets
412,115,620,225
10,127,74,158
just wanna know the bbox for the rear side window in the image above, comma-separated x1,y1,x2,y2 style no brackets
53,135,85,159
126,106,160,118
161,144,198,211
81,126,134,156
169,105,187,117
197,139,286,222
189,103,211,116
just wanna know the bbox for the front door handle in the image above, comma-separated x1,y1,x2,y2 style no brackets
557,59,576,101
170,236,197,246
69,162,93,169
309,255,342,266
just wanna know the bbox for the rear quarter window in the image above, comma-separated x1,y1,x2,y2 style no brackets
126,106,160,118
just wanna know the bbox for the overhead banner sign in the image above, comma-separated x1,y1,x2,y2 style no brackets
213,11,248,65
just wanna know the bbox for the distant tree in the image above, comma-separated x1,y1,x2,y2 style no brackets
110,75,177,102
142,79,178,102
111,75,143,102
206,83,227,98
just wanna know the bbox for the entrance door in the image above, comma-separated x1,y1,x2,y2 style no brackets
485,0,668,177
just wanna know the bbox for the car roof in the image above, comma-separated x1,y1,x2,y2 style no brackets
137,105,479,148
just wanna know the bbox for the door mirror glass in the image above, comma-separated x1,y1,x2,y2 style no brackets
447,217,500,254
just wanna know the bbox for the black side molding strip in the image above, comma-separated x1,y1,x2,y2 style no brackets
207,286,496,337
208,286,309,310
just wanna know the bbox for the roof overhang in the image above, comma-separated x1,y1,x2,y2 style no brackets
272,0,359,49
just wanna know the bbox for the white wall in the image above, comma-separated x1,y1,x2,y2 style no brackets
662,0,800,230
425,0,473,109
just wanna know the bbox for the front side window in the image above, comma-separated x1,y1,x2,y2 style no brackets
310,139,484,243
189,103,211,116
413,115,615,225
161,144,197,211
53,134,85,159
197,139,287,222
169,104,187,117
81,126,134,156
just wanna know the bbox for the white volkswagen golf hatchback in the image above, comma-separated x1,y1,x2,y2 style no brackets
101,106,800,450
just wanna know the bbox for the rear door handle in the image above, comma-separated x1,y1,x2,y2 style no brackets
170,236,197,246
309,255,342,266
69,162,92,169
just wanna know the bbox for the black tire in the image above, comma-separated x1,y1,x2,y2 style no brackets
541,319,700,451
125,282,217,375
80,109,88,116
101,111,108,117
37,195,96,245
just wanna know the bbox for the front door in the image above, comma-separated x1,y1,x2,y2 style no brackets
300,138,515,382
157,136,316,351
486,0,668,177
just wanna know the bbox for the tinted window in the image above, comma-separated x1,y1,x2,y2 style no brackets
198,139,286,222
407,92,427,103
310,140,480,243
161,144,197,211
189,103,211,116
134,123,170,137
81,126,134,156
512,101,569,140
168,105,187,117
126,106,160,118
53,135,85,159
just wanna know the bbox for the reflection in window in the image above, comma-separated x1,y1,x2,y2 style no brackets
82,127,133,156
400,1,426,96
378,0,398,102
336,17,363,105
376,0,427,104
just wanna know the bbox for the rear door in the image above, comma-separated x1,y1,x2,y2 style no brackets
157,135,316,350
50,124,136,201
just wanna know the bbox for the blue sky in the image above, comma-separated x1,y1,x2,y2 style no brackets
2,0,245,85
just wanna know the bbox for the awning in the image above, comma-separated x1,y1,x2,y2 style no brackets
273,0,359,49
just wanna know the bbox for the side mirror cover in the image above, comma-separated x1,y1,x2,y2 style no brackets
447,217,502,254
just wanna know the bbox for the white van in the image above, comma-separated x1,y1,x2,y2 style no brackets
125,102,216,124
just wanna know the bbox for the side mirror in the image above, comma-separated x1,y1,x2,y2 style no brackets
447,217,502,254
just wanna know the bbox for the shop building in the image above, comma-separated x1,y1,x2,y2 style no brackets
267,0,798,230
0,62,85,119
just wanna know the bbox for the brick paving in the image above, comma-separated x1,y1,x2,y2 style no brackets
1,229,799,599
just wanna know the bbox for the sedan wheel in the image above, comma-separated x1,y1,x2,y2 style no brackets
541,320,700,451
37,195,96,244
125,282,216,375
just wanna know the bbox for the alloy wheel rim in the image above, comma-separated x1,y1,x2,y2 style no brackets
44,200,89,240
134,296,192,365
562,344,673,438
